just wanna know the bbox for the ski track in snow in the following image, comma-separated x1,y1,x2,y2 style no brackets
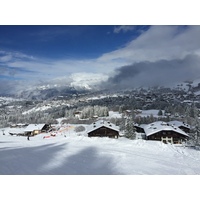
1,133,200,175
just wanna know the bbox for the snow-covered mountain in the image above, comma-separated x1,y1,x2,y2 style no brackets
172,77,200,93
11,73,200,100
17,73,108,100
70,73,108,90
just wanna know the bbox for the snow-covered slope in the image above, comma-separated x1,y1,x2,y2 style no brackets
1,131,200,175
173,77,200,93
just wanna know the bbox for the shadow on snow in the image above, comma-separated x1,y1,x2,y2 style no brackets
0,143,122,175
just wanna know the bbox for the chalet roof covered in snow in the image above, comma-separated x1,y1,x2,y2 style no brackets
144,121,189,137
86,120,119,134
8,127,27,134
134,123,146,128
24,124,46,132
168,120,191,129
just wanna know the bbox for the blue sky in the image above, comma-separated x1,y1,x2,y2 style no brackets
0,25,149,59
0,25,149,84
1,25,200,94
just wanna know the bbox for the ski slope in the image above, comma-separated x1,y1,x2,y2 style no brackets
1,131,200,175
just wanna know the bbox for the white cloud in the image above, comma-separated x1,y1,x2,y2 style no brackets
4,26,200,82
101,26,200,63
0,50,35,63
0,54,12,62
113,25,135,33
5,55,128,82
1,25,200,93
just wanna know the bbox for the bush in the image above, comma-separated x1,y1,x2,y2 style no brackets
74,126,85,132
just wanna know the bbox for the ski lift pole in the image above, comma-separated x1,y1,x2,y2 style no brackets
197,130,200,146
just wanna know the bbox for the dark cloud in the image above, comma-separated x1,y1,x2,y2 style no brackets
104,54,200,89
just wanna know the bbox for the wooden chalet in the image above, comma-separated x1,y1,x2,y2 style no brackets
87,120,119,139
144,121,189,144
9,124,29,136
9,127,28,136
134,123,145,133
24,124,51,136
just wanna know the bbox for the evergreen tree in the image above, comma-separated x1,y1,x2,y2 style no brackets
158,110,163,116
119,114,126,133
124,117,136,140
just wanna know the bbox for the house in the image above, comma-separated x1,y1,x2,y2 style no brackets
74,111,82,119
87,120,119,138
124,110,132,117
168,121,190,133
134,123,145,133
144,121,189,144
9,127,28,136
9,123,28,136
133,123,146,139
24,124,51,136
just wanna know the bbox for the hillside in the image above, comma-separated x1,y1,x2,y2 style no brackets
1,130,200,175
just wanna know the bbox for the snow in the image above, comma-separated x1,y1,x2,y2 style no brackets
136,109,165,118
86,120,119,134
108,111,122,118
87,95,109,101
191,78,200,87
0,96,21,102
1,127,200,175
131,109,168,121
70,72,108,90
24,124,46,132
22,101,71,115
22,105,52,114
7,127,27,135
144,121,189,137
169,120,190,129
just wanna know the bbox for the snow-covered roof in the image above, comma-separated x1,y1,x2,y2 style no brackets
168,121,190,129
140,124,147,129
144,121,189,137
134,123,146,128
25,124,46,132
8,127,27,134
86,120,119,134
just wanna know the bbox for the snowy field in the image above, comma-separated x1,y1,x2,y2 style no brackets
1,129,200,200
1,131,200,175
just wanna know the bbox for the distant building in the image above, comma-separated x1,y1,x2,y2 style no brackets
87,120,119,139
24,124,51,136
74,111,82,119
9,127,28,136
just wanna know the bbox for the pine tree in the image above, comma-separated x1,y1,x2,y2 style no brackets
124,117,136,140
119,114,126,132
158,110,163,116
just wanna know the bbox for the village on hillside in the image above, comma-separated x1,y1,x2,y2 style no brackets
1,108,195,146
1,84,200,147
